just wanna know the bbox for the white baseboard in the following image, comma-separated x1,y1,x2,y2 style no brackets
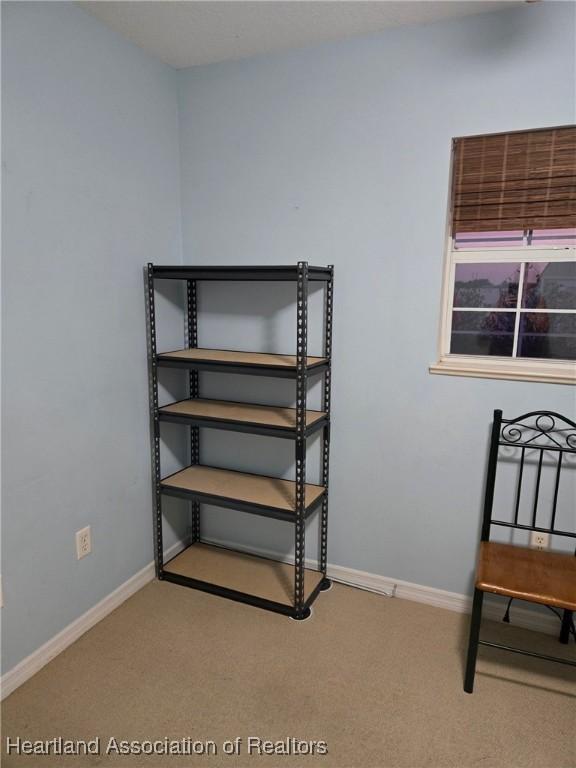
0,539,186,701
1,537,561,700
329,561,560,635
204,536,561,637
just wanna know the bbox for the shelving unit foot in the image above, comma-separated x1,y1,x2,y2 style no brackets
291,607,312,621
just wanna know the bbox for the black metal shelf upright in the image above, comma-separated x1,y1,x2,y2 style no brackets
145,262,334,619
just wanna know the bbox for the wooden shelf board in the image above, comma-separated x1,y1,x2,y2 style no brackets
157,348,326,369
161,465,324,512
164,543,323,606
159,399,325,430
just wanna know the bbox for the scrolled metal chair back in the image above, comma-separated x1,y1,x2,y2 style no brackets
482,410,576,542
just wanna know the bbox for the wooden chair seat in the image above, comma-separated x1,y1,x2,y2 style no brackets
476,542,576,611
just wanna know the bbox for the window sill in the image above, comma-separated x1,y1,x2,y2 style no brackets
429,357,576,385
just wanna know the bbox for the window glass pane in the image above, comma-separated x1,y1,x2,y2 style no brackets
522,262,576,310
518,313,576,360
529,228,576,247
451,311,515,356
453,263,520,308
454,231,524,249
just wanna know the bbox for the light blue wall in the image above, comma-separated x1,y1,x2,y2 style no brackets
2,1,575,678
1,2,186,673
177,3,576,593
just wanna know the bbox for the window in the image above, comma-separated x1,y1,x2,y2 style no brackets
431,126,576,384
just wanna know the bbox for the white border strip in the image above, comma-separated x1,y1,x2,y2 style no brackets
1,538,559,700
328,561,559,634
204,537,560,635
0,540,187,701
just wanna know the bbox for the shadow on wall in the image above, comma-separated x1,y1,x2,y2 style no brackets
433,6,555,63
144,272,190,550
197,279,324,355
169,277,327,560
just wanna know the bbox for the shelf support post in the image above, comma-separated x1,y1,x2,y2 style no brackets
294,261,309,618
146,263,164,578
320,266,334,578
187,279,201,544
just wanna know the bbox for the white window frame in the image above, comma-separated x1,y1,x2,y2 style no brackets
430,165,576,385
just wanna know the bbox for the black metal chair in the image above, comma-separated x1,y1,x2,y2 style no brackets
464,409,576,693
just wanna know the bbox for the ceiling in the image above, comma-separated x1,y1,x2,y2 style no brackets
79,1,522,69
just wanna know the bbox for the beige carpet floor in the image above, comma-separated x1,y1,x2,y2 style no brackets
2,581,575,768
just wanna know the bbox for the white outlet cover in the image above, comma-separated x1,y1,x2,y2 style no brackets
76,526,92,560
530,531,550,549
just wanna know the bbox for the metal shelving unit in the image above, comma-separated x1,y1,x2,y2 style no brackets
145,262,334,619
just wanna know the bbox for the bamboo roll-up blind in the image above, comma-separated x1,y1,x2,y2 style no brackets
451,126,576,233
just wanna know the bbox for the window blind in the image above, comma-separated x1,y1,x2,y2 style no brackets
451,126,576,233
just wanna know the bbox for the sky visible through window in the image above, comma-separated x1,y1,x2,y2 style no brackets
449,230,575,360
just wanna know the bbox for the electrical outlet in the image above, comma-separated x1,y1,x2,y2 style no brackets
530,531,550,550
76,526,92,559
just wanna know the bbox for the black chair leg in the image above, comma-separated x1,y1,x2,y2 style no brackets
464,588,484,693
559,610,572,645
